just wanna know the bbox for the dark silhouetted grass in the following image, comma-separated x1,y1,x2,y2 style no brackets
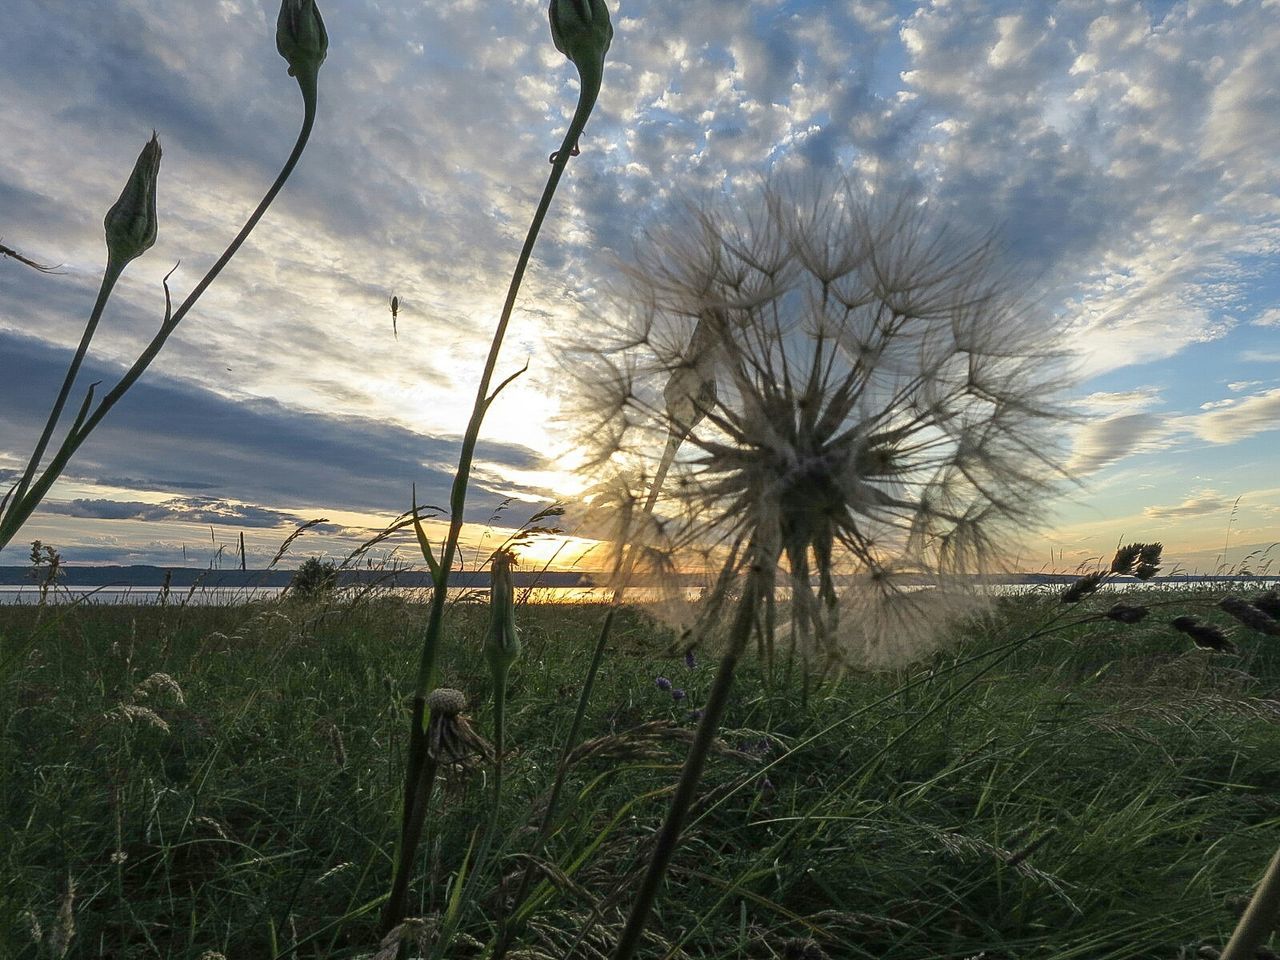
3,588,1280,958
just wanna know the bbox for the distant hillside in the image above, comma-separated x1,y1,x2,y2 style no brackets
0,566,597,588
1,566,1274,588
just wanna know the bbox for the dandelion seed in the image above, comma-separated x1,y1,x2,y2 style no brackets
587,178,1072,960
569,178,1070,672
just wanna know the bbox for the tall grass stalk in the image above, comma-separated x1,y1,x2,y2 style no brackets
383,0,613,933
611,557,764,960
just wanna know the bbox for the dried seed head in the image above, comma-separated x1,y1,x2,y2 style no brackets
1135,543,1162,580
1219,595,1280,636
19,909,41,945
1110,543,1143,575
1252,589,1280,619
425,691,493,768
103,133,160,270
781,938,830,960
1061,571,1105,603
1171,615,1237,654
134,672,185,705
1105,602,1149,624
104,704,171,734
426,687,467,717
374,917,431,960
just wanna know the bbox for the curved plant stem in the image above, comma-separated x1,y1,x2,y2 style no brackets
0,75,318,552
385,75,601,935
1222,845,1280,960
8,261,124,513
380,738,440,932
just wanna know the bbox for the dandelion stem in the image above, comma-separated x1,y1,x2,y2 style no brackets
611,558,764,960
1221,845,1280,960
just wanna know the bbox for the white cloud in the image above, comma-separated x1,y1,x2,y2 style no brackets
1181,388,1280,443
1077,387,1163,414
1253,308,1280,327
1067,412,1168,475
1143,490,1233,520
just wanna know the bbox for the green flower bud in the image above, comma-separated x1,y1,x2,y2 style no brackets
548,0,613,73
103,132,160,270
276,0,328,82
485,550,521,678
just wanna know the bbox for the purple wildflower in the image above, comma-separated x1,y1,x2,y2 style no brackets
687,708,704,721
655,676,672,692
671,688,687,702
684,649,697,669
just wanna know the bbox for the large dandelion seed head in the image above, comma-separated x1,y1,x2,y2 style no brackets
565,179,1072,669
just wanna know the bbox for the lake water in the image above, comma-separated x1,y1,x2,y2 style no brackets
1,578,1274,607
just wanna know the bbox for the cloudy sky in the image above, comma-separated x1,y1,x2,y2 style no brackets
1,0,1277,575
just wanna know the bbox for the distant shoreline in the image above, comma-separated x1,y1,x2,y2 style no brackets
1,566,1275,589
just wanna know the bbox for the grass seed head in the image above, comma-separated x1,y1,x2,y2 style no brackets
1219,595,1280,636
1110,543,1144,575
1061,571,1105,603
50,876,75,959
1171,615,1237,654
1105,601,1149,624
1251,589,1280,619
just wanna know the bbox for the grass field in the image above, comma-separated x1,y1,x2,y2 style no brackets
3,587,1280,959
